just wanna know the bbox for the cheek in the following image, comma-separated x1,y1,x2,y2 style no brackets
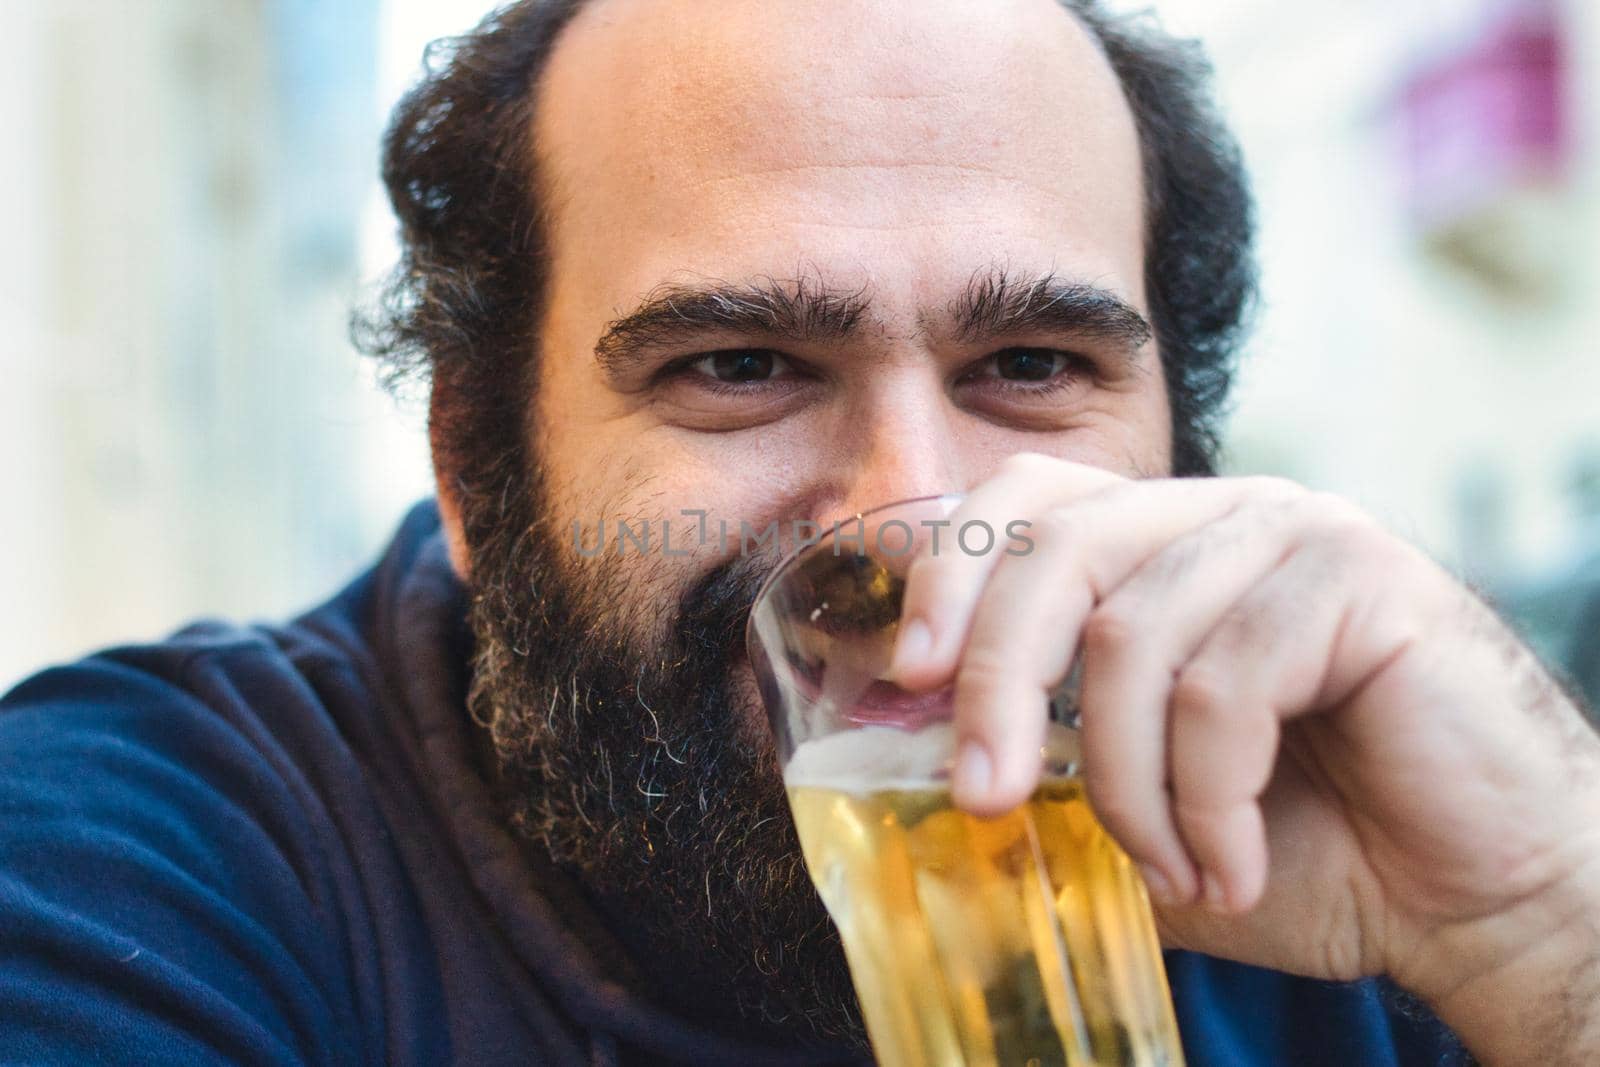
548,416,827,561
572,543,697,648
1096,377,1174,477
1049,355,1172,477
540,449,766,645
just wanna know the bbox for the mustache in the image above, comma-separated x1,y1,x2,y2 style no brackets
676,549,780,663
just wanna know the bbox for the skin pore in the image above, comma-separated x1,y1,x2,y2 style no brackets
436,0,1178,1048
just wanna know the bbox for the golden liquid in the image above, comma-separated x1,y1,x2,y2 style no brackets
788,778,1185,1067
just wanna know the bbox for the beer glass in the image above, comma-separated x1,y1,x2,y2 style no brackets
745,495,1185,1067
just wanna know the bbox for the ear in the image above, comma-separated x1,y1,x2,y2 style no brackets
434,470,473,582
429,388,473,583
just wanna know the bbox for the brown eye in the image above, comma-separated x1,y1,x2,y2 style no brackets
691,349,787,383
994,348,1070,381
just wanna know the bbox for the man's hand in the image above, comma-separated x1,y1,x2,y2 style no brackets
888,453,1600,1066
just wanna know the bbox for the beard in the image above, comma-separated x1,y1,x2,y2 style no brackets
458,459,867,1050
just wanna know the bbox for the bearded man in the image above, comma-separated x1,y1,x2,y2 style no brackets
3,1,1596,1064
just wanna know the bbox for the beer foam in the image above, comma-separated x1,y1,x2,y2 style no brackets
784,723,958,792
784,721,1080,793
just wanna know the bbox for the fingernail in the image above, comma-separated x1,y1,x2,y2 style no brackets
954,740,993,801
1139,864,1173,907
890,618,933,678
1202,871,1229,915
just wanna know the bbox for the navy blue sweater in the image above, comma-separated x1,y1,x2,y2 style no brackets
0,502,1471,1065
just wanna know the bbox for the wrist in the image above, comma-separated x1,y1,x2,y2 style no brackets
1403,850,1600,1067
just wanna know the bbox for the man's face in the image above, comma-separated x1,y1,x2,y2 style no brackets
531,0,1169,646
452,0,1172,1048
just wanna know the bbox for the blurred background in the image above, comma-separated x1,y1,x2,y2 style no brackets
1,0,1596,707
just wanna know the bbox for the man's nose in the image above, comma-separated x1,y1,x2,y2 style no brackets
819,374,963,525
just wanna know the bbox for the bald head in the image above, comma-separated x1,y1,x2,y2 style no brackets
534,0,1147,368
536,0,1142,227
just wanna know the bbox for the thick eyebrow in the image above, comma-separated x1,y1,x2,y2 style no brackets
593,266,1153,381
949,266,1153,351
594,276,871,378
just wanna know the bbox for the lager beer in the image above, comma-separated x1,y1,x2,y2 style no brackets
785,726,1185,1067
747,495,1187,1066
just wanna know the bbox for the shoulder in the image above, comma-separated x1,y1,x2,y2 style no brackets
0,627,379,1064
1,617,383,853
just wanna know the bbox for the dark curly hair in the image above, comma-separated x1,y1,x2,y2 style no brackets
354,0,1257,551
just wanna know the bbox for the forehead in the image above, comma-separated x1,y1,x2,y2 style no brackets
534,0,1147,333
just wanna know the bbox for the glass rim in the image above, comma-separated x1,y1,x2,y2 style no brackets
743,492,965,639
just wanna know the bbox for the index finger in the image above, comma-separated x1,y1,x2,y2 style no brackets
889,452,1122,690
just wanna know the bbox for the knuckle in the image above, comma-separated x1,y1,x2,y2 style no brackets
1243,474,1306,503
1082,607,1139,658
1357,536,1430,592
1304,489,1372,532
1230,495,1298,535
1170,665,1231,722
1302,500,1409,570
1083,783,1159,852
1353,523,1417,571
1037,503,1086,546
1172,798,1234,846
955,644,1016,693
1216,597,1276,649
